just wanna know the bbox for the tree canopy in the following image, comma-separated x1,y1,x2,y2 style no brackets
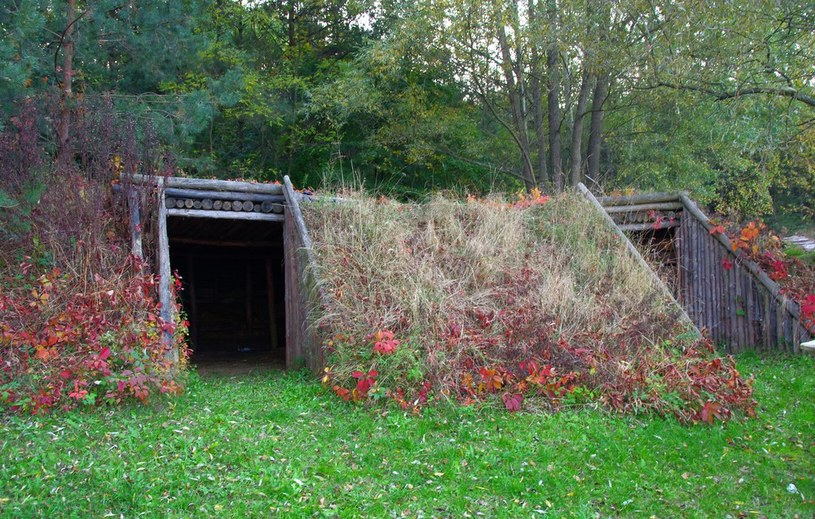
1,0,813,219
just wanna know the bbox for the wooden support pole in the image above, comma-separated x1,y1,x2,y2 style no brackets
157,178,177,363
578,183,699,335
283,213,296,368
702,220,713,335
688,213,699,324
126,187,143,260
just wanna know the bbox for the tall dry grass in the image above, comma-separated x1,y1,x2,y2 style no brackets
304,192,752,420
307,193,686,342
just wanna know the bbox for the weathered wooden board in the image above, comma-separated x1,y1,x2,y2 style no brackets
282,175,327,374
167,208,284,222
676,196,812,351
133,173,284,195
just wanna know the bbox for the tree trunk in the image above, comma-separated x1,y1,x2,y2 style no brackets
587,73,609,183
498,23,536,189
529,1,548,189
546,0,563,191
569,67,592,186
56,0,76,169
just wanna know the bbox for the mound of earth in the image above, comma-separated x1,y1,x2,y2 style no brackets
305,193,754,422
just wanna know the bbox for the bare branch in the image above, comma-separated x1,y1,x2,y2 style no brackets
649,81,815,108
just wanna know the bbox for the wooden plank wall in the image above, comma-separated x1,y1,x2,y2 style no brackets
283,178,325,373
676,203,812,353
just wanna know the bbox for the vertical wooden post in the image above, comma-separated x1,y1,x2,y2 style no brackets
688,212,699,325
157,178,177,363
700,221,710,333
127,188,143,260
266,258,279,350
675,213,684,304
762,290,771,351
283,213,297,368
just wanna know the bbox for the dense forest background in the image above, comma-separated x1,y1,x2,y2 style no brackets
1,0,813,225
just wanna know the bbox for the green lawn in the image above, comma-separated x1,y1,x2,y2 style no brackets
1,352,813,518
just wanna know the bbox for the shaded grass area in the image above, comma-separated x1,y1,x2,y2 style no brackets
1,353,813,517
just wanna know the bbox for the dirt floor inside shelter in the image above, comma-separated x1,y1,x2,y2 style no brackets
192,349,285,376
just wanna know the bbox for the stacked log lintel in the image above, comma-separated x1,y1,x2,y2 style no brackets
598,192,683,231
164,188,284,214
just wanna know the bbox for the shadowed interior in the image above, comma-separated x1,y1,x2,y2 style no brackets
167,217,286,371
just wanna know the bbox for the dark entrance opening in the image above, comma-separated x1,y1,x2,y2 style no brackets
629,225,680,294
167,217,286,372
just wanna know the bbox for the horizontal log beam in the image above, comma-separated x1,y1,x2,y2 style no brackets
131,173,284,195
619,220,680,232
165,197,282,214
167,208,284,222
598,192,682,207
604,202,684,214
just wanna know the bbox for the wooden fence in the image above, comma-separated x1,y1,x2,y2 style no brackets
591,187,813,353
677,196,812,353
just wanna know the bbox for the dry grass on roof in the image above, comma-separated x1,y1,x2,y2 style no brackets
303,192,755,422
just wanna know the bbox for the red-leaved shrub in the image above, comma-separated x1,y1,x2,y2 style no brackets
0,97,188,414
0,260,188,413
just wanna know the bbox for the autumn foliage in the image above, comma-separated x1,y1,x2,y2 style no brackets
713,218,815,332
0,100,189,414
306,192,756,423
0,261,188,413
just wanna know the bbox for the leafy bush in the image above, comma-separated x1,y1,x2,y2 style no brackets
0,98,188,414
307,192,756,423
0,261,188,413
